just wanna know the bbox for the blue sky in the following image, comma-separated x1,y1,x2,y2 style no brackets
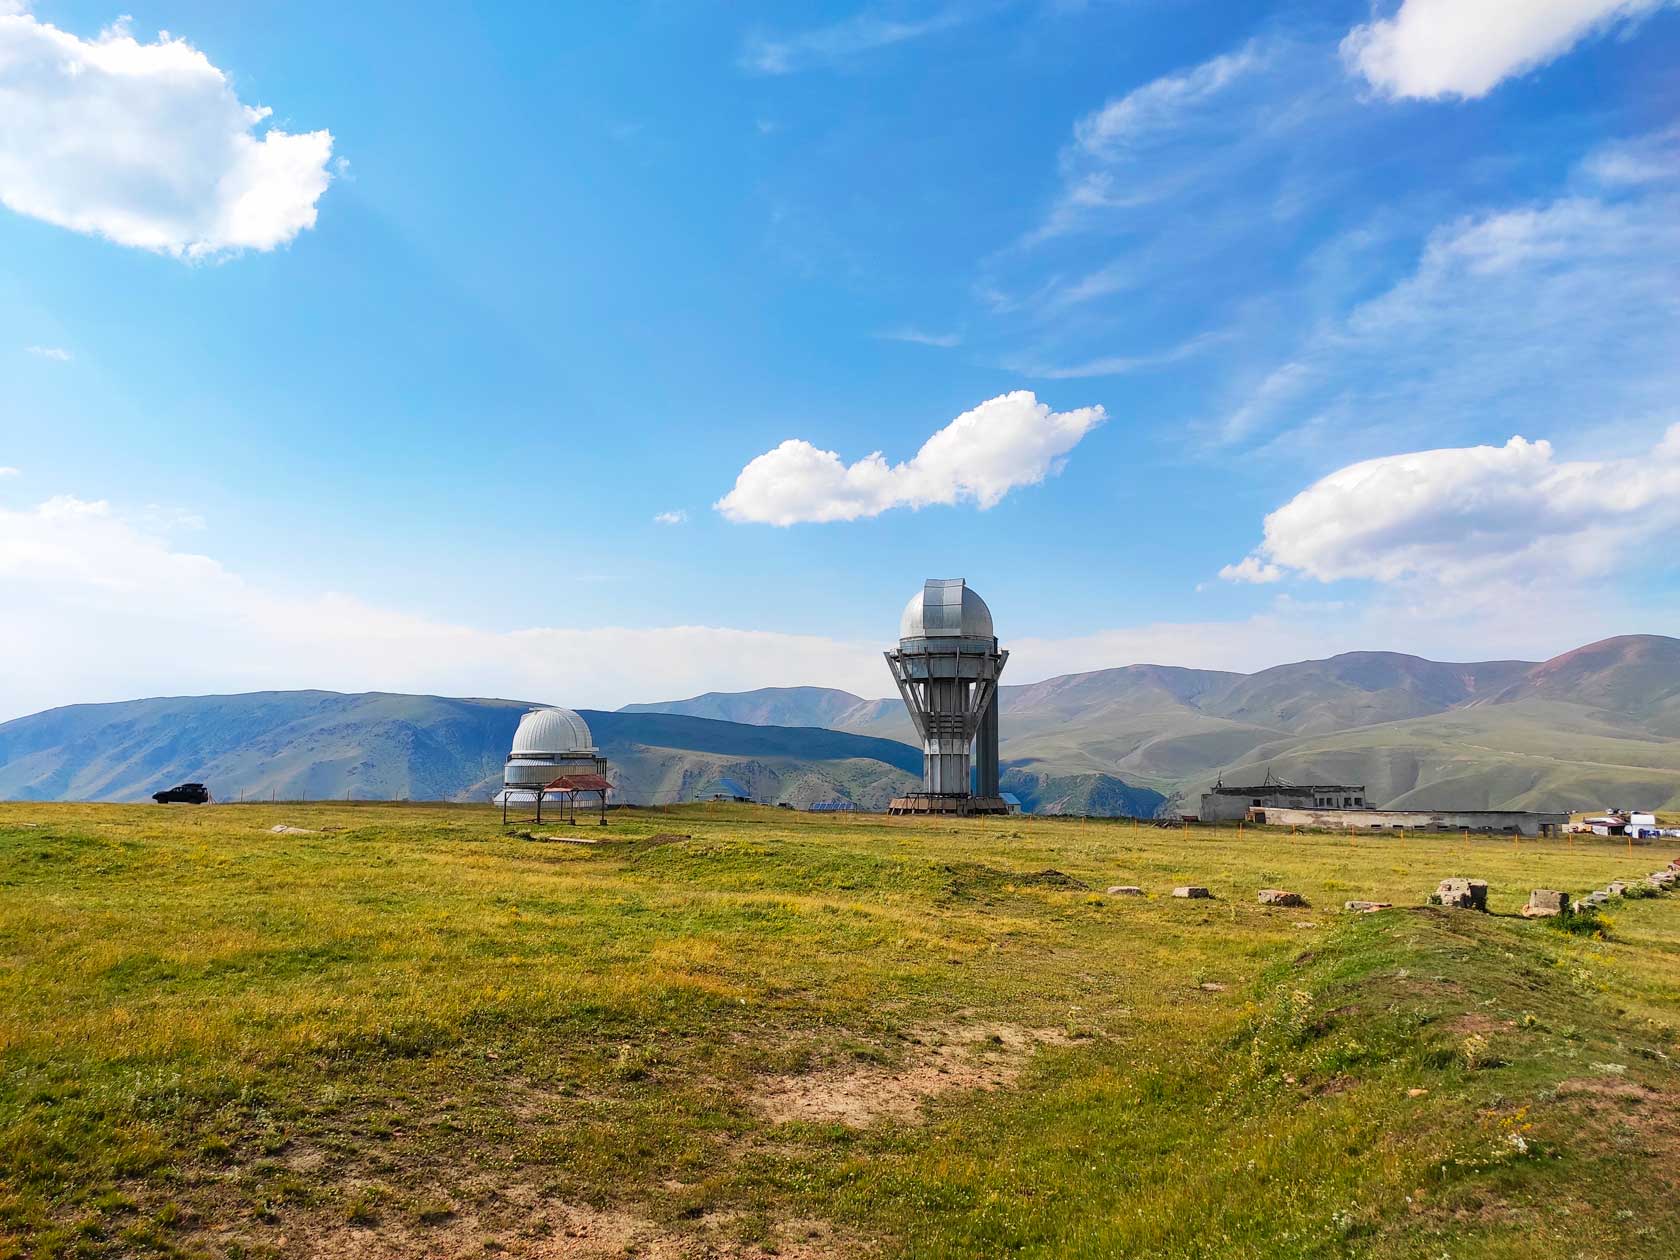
2,0,1679,718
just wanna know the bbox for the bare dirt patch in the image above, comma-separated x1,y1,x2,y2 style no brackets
218,1199,858,1259
754,1022,1070,1126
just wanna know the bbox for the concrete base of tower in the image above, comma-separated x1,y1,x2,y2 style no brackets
887,793,1012,817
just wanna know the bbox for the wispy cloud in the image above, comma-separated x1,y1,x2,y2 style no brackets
1003,329,1227,380
740,6,969,75
876,327,961,348
25,345,71,362
653,510,687,525
1213,137,1680,453
1027,39,1276,245
0,466,19,478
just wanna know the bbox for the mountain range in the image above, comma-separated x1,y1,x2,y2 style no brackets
0,692,924,810
4,636,1679,814
633,636,1680,814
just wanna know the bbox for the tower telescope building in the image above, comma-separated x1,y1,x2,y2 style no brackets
885,578,1010,816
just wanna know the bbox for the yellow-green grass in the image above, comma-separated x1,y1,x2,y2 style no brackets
2,802,1678,1259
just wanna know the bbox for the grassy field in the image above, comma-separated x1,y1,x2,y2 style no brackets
2,802,1678,1259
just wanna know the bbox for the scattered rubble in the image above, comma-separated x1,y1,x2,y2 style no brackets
1257,889,1306,907
268,824,316,835
1344,901,1392,913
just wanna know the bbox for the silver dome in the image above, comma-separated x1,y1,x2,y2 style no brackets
899,578,994,640
510,707,595,755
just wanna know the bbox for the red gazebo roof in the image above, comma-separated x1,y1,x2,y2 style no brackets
543,773,612,793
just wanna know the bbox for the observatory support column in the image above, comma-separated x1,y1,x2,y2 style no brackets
976,691,999,798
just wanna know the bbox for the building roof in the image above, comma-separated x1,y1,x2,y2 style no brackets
1208,782,1364,796
899,578,994,640
544,773,612,793
511,707,595,756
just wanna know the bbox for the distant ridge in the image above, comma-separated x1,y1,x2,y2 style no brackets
619,686,865,729
0,692,922,809
641,636,1680,813
8,637,1680,814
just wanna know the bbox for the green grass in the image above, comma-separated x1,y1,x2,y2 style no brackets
1,802,1677,1258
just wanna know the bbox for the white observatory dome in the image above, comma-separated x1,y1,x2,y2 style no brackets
510,707,596,755
899,578,994,640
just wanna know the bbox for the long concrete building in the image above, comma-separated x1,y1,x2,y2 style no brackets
1252,805,1568,837
1197,776,1567,836
1199,777,1367,822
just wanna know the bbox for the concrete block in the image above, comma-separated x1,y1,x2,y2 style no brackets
1106,885,1145,896
1521,889,1569,918
1344,900,1393,912
1434,877,1488,911
1172,886,1212,899
1258,889,1306,906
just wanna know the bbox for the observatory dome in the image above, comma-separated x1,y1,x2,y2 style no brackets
899,578,994,640
510,707,596,755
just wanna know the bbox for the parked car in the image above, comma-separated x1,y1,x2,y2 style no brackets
152,782,210,804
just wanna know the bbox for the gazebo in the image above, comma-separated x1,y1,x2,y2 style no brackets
502,772,613,825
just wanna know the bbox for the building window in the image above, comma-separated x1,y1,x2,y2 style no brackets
1252,799,1262,806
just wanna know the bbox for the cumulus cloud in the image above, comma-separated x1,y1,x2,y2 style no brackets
653,510,687,525
740,6,967,74
1224,428,1680,587
1342,0,1674,100
714,391,1105,525
0,11,333,258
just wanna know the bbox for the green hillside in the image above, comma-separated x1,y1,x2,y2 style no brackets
0,693,920,810
765,636,1680,814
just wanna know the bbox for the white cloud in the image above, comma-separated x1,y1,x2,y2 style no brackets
0,466,18,478
1342,0,1673,100
877,327,961,348
715,391,1105,525
0,12,333,258
1072,42,1267,159
740,7,966,75
653,510,687,525
1215,143,1680,452
1218,555,1282,585
1026,40,1279,244
24,345,70,361
1224,428,1680,587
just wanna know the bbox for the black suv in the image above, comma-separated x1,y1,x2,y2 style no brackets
152,782,210,804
